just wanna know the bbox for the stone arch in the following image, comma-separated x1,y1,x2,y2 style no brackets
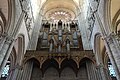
94,33,102,64
94,33,110,66
0,19,4,35
6,0,15,33
41,0,79,12
112,9,120,28
79,57,95,65
104,0,120,33
14,34,25,65
78,57,94,80
43,67,59,80
94,33,105,65
0,11,6,35
42,58,59,76
94,33,101,53
115,19,120,34
94,33,114,78
9,47,17,68
103,52,117,79
1,47,17,79
60,59,77,79
0,10,6,26
103,51,109,68
0,0,15,33
23,57,40,66
111,9,120,34
60,67,76,79
80,57,95,65
104,0,111,32
29,58,42,80
26,58,40,66
41,0,78,21
60,58,78,76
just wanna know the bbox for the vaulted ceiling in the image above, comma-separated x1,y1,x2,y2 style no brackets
40,0,83,22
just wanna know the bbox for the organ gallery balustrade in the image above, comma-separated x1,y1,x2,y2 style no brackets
23,50,94,69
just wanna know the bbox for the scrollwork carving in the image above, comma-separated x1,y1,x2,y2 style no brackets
19,0,33,33
87,0,100,40
23,50,95,69
4,35,15,44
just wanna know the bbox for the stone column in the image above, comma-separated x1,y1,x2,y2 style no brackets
6,64,22,80
21,61,33,80
95,12,120,80
15,69,23,80
86,61,98,80
95,44,110,80
96,64,111,80
0,36,14,75
0,11,25,77
0,33,7,51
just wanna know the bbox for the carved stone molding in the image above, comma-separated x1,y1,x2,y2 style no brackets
96,63,106,69
0,33,7,41
5,35,15,44
104,33,115,45
23,50,95,69
19,0,33,33
87,0,100,40
90,0,100,12
9,64,22,73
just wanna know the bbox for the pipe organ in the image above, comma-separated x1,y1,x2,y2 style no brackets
36,20,83,52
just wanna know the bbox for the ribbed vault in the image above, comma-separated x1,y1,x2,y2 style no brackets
41,0,81,22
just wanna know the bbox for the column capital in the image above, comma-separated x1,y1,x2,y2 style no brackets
96,63,106,69
0,32,8,38
9,64,22,73
103,32,115,44
5,35,15,44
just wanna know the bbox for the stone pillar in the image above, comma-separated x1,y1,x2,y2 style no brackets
95,44,110,80
0,11,25,77
96,64,111,80
0,36,14,75
95,12,120,80
0,33,7,51
104,35,120,79
14,69,22,80
6,64,22,80
86,61,98,80
21,61,33,80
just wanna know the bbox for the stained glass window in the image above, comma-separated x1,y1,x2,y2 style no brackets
108,59,116,77
1,62,10,78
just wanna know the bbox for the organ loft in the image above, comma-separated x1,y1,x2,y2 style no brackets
0,0,120,80
24,20,95,80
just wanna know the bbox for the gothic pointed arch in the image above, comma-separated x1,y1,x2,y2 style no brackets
104,0,120,33
15,34,25,65
60,58,78,76
42,58,59,76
